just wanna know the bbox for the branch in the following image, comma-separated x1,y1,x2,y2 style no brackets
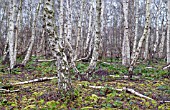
2,77,58,89
89,86,154,100
162,63,170,70
35,59,57,62
11,77,57,86
0,89,20,93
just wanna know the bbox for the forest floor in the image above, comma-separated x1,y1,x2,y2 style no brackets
0,58,170,109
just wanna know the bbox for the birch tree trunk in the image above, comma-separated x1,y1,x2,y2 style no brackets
8,0,17,69
44,0,71,90
129,0,151,76
14,0,23,64
153,0,162,54
22,0,42,65
84,1,93,56
75,0,85,60
87,0,101,74
159,21,166,58
122,0,130,66
167,0,170,65
132,0,139,60
144,24,150,61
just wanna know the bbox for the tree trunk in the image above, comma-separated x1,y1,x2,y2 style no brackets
75,0,85,60
22,0,42,65
44,0,71,90
122,0,130,66
128,0,151,76
84,1,93,56
144,25,150,61
167,0,170,65
8,0,17,69
132,0,139,60
153,0,162,55
87,0,101,74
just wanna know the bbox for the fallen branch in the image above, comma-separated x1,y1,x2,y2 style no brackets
0,89,20,93
89,86,154,100
159,100,170,103
35,59,56,62
89,86,123,91
108,75,141,80
2,76,58,89
162,63,170,70
11,77,57,86
122,87,153,100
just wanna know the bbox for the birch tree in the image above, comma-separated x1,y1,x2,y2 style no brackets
167,0,170,65
158,18,166,58
75,0,85,60
44,0,71,90
153,0,162,54
87,0,101,74
84,1,93,56
129,0,151,77
132,0,139,60
8,0,17,69
22,0,42,65
122,0,130,66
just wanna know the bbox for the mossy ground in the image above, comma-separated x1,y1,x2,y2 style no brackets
0,58,170,109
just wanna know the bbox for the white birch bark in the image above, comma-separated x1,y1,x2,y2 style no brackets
129,0,151,75
75,0,85,60
167,0,170,64
87,0,101,73
84,1,93,56
159,22,166,58
8,0,17,69
153,0,162,53
44,0,71,90
122,0,130,66
132,0,139,59
22,0,42,65
14,0,22,64
144,24,150,60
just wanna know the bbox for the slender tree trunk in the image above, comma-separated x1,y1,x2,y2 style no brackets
87,0,101,74
132,0,139,59
122,0,130,66
75,0,85,60
22,0,42,65
44,0,71,90
129,0,151,76
153,0,162,54
159,19,166,58
144,24,150,60
167,0,170,64
8,0,17,69
14,0,23,64
84,1,93,56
